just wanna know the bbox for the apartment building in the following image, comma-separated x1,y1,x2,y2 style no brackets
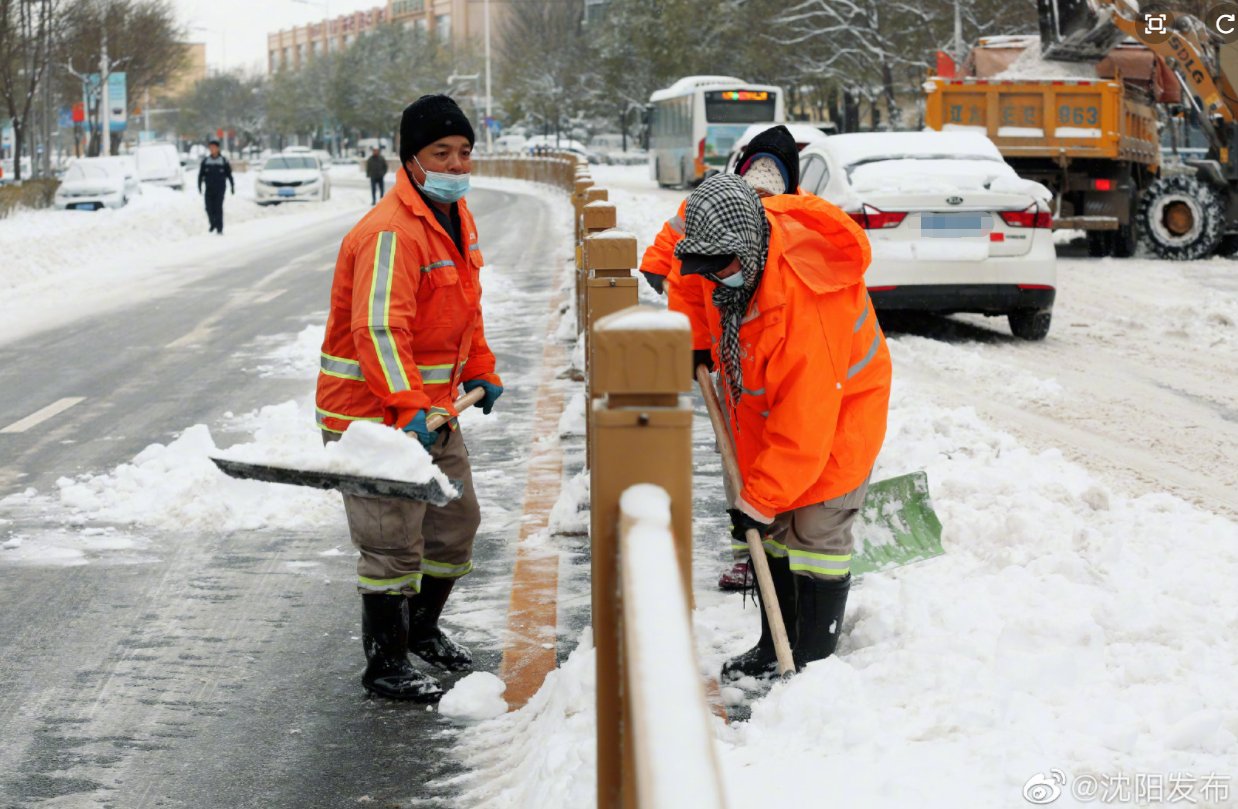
268,0,508,74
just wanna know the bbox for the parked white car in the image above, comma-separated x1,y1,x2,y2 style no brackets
135,142,184,190
53,158,132,210
798,131,1057,340
254,154,330,205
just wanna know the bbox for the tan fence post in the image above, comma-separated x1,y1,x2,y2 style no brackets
578,199,616,335
590,306,694,809
583,228,638,468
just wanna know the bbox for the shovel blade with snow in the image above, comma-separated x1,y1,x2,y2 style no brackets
210,457,462,507
1036,0,1126,62
211,389,483,507
851,470,945,577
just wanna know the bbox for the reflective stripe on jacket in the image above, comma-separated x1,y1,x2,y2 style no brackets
706,193,891,519
314,169,501,433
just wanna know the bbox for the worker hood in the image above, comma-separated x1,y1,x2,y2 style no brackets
762,193,872,294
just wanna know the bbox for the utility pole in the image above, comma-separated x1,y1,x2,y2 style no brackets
484,0,492,151
100,26,111,156
953,0,964,63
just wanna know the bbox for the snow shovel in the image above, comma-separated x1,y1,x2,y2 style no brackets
696,365,944,569
210,388,485,508
696,366,796,679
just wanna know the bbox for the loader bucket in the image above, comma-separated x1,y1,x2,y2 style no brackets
1038,0,1127,61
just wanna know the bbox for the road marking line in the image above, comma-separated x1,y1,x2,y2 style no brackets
499,282,570,710
1,397,86,434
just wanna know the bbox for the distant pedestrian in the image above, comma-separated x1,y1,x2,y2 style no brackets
198,139,234,234
366,145,389,205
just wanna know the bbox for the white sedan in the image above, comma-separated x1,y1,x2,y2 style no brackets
53,158,132,211
254,154,331,205
798,131,1057,340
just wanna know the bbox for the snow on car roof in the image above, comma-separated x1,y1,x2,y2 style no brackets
825,131,1004,167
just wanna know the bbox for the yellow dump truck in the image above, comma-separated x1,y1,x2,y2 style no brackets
925,58,1161,257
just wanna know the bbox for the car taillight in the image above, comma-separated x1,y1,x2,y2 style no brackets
848,204,908,230
999,205,1052,229
698,138,705,161
1092,178,1113,191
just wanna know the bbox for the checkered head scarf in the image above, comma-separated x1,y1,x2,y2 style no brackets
675,174,770,410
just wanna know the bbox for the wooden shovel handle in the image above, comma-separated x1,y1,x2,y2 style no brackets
425,387,486,431
696,365,796,678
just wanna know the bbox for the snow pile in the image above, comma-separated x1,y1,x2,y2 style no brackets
996,41,1099,80
549,470,590,535
439,632,597,807
557,391,587,437
440,672,510,721
242,322,325,379
44,401,340,532
890,336,1063,406
218,414,456,492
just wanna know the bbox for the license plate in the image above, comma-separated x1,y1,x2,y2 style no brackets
921,212,993,238
71,202,97,210
278,187,295,197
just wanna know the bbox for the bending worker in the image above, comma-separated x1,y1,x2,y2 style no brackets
315,94,503,701
674,173,891,678
639,124,804,591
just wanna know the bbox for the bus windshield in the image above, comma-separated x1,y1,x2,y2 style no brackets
705,90,778,124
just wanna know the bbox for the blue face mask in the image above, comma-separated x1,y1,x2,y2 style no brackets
718,272,745,288
414,156,470,203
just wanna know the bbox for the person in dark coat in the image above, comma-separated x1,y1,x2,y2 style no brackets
366,146,390,205
198,139,235,234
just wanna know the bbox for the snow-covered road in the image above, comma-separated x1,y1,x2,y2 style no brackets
2,163,1235,808
0,180,570,807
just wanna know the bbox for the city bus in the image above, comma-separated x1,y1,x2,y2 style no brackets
647,76,785,188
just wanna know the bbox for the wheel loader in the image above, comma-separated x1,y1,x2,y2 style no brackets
1039,0,1238,259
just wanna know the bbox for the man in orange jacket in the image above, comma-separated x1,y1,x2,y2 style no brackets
675,173,892,678
315,95,503,701
639,125,805,591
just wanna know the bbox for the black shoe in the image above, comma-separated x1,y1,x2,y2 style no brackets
407,576,473,672
360,594,443,701
721,556,796,683
793,574,851,669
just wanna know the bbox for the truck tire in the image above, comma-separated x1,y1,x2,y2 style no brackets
1087,231,1114,257
1138,174,1224,260
1008,308,1052,341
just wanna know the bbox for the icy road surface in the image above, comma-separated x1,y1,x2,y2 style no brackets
0,176,569,807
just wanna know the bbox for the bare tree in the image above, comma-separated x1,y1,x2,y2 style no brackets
0,0,56,180
59,0,185,155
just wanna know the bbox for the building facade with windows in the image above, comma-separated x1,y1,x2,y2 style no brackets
268,0,508,74
267,7,388,73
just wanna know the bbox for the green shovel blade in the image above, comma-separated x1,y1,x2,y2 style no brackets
851,471,944,577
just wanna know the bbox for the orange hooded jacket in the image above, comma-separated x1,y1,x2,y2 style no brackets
641,191,806,353
315,169,502,434
708,194,892,521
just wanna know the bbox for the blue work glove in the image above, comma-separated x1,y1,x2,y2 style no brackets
462,379,503,415
401,410,437,449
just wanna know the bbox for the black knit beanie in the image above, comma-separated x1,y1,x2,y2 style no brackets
399,94,476,164
736,125,800,192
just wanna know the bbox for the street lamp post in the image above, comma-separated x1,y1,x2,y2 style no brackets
484,0,492,151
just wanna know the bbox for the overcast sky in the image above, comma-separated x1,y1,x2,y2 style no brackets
169,0,385,73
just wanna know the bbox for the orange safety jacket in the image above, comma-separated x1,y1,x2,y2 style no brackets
315,169,502,434
641,191,805,352
709,193,892,521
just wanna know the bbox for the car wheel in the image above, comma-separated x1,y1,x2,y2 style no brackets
1008,308,1052,341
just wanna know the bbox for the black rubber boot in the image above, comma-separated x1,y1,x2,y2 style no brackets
407,576,473,672
793,574,851,669
361,594,444,701
721,555,796,683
